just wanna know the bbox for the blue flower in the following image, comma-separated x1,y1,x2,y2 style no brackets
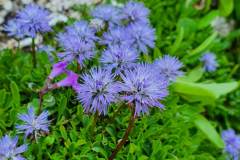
122,2,149,25
91,4,123,26
4,18,24,39
222,129,240,160
101,26,133,47
200,52,218,72
16,107,50,139
153,55,183,82
127,23,155,53
119,64,168,116
77,68,120,115
57,21,97,66
16,4,51,38
101,45,138,76
0,135,27,160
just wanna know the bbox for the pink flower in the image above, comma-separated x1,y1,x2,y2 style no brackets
56,71,79,89
48,61,68,79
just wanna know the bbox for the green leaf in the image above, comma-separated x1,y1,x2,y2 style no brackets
197,11,219,29
180,66,204,82
169,27,184,55
92,146,108,158
0,89,6,107
173,80,239,103
219,0,234,16
58,96,67,121
194,115,224,148
190,32,218,56
60,125,68,140
10,81,20,107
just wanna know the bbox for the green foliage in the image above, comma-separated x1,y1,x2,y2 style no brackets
0,0,240,159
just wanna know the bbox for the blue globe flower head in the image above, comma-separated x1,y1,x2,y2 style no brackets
122,2,150,25
119,64,168,116
0,135,27,160
91,4,123,26
127,22,155,53
77,68,120,115
222,129,240,160
65,20,98,43
57,21,97,66
101,26,133,47
101,45,138,76
4,18,24,39
200,52,218,72
154,55,183,82
16,107,50,140
16,4,51,38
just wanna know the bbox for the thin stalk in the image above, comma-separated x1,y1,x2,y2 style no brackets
90,112,99,140
31,38,37,68
108,105,136,160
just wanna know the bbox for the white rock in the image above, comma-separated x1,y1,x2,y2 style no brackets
49,13,68,26
3,0,13,11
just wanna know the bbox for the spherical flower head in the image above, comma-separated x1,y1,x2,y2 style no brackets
154,55,183,82
56,70,79,91
200,52,218,72
122,2,149,25
4,18,24,39
91,4,123,26
211,16,233,37
16,107,50,139
16,4,51,38
57,21,97,66
0,135,27,160
222,129,240,160
101,45,138,76
119,64,168,116
65,20,98,43
48,61,68,79
77,68,120,115
127,23,155,53
101,27,133,47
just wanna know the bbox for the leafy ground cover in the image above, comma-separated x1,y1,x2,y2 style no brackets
0,0,240,160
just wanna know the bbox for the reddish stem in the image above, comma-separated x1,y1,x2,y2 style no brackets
108,105,136,160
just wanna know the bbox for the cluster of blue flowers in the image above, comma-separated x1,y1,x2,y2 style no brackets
0,107,50,159
48,1,184,117
4,4,51,39
1,1,222,159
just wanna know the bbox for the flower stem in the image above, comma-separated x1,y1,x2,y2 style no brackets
31,38,37,68
108,104,136,160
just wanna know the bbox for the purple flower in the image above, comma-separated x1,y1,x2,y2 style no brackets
0,135,27,160
77,68,120,115
123,2,149,25
127,23,155,53
101,27,133,47
56,70,79,91
101,45,138,76
57,21,97,66
16,107,50,139
119,64,168,116
154,55,183,82
200,52,218,72
16,4,51,38
91,4,123,26
48,61,68,79
222,129,240,160
4,18,24,39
